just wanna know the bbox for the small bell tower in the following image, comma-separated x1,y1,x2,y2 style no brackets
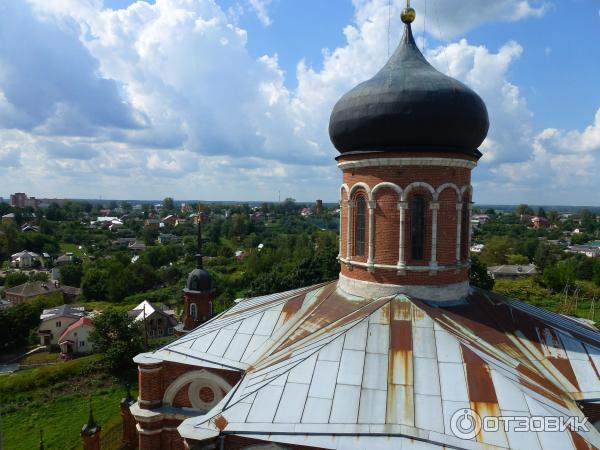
178,210,215,334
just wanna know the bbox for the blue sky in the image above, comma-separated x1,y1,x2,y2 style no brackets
0,0,599,204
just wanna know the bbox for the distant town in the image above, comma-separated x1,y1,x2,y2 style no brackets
2,191,600,448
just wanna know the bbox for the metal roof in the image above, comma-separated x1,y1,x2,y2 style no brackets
329,22,488,157
139,282,600,449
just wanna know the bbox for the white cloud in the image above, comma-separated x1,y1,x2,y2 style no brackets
2,0,596,205
248,0,273,27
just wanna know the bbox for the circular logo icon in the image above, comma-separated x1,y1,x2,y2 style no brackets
450,408,482,440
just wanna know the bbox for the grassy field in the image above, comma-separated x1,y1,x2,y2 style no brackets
59,243,87,259
493,277,600,325
20,350,61,366
0,355,131,450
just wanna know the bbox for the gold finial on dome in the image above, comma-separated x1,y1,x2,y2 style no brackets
401,0,416,24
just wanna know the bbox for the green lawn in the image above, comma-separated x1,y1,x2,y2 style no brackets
20,350,61,366
59,243,86,258
0,355,131,450
493,277,600,326
2,385,127,450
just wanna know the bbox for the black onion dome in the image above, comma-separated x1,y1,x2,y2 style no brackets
329,23,489,158
186,267,213,292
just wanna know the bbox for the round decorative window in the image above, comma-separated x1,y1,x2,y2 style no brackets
188,379,223,410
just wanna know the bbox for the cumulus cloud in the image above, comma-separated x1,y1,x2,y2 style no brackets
0,1,139,133
353,0,547,39
248,0,273,27
1,0,595,204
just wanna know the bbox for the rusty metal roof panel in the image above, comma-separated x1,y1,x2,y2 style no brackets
161,283,600,449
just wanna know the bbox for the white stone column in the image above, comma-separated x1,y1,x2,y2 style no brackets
397,201,408,274
456,202,463,263
367,200,376,271
429,201,440,272
338,200,343,259
467,202,473,263
346,200,354,262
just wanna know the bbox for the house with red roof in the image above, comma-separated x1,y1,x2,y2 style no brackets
58,317,95,356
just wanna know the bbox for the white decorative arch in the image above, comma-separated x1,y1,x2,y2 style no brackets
371,182,403,199
349,182,372,200
435,183,461,201
460,184,473,199
163,369,233,411
401,182,435,201
340,183,350,199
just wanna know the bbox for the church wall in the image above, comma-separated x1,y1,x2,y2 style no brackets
338,154,473,290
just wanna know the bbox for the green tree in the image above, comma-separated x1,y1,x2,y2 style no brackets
516,204,530,216
29,272,49,282
571,233,589,245
507,254,529,265
5,272,29,288
59,264,84,287
479,236,518,266
0,293,63,350
534,242,563,271
543,262,576,292
163,197,175,211
81,268,109,300
469,255,495,290
90,310,145,376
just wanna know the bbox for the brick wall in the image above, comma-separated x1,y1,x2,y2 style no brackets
183,290,215,330
339,153,473,287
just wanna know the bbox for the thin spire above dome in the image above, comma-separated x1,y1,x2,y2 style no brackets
329,4,489,158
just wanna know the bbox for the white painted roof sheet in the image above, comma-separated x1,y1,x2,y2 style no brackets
141,281,600,449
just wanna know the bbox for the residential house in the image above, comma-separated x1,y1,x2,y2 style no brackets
174,217,188,226
109,220,124,232
20,223,40,232
2,213,15,225
58,317,95,355
161,215,178,226
10,250,42,268
113,237,137,249
38,304,86,346
4,281,81,305
92,216,119,229
128,300,178,339
568,245,600,258
235,250,248,261
0,299,12,310
144,218,161,229
531,216,551,229
487,264,538,279
300,207,313,217
128,241,147,253
55,252,75,266
157,233,179,244
470,243,485,253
